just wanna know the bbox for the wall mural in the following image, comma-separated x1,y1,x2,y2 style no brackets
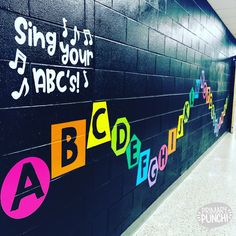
0,15,230,221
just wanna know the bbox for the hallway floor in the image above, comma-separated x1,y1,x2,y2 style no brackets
129,132,236,236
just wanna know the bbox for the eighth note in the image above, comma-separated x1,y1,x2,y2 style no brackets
62,18,68,38
11,77,30,100
9,49,27,75
83,29,93,46
83,70,89,88
70,26,80,46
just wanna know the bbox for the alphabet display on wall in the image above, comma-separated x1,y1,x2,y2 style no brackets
0,2,235,235
0,63,230,219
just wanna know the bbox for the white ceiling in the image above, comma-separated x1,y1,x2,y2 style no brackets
207,0,236,38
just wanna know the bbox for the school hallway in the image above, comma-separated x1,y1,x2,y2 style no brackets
123,132,236,236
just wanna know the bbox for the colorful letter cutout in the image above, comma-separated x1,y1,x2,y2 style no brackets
211,105,216,121
202,82,207,99
51,120,86,178
200,70,206,89
148,157,158,188
136,149,150,186
126,134,141,170
0,157,50,219
177,114,184,139
87,101,111,149
206,87,211,104
168,128,177,155
189,88,195,107
183,101,190,123
158,144,168,171
213,118,219,137
194,79,201,99
208,92,213,109
111,117,130,156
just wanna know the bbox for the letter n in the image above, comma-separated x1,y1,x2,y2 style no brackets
51,120,86,179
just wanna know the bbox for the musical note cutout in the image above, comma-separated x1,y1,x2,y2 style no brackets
83,29,93,46
83,70,89,88
70,26,80,46
11,77,30,100
62,18,68,38
9,49,27,75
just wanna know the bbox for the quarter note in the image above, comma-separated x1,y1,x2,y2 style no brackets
11,77,30,100
83,29,93,46
70,26,80,46
9,49,27,75
83,70,89,88
62,18,68,38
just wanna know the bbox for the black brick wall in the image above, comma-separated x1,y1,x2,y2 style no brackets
0,0,236,235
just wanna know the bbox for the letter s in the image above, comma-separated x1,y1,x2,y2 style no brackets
15,17,27,45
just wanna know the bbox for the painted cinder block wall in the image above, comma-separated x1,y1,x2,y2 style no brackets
0,0,236,235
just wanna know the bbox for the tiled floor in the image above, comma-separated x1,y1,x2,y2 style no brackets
129,132,236,236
